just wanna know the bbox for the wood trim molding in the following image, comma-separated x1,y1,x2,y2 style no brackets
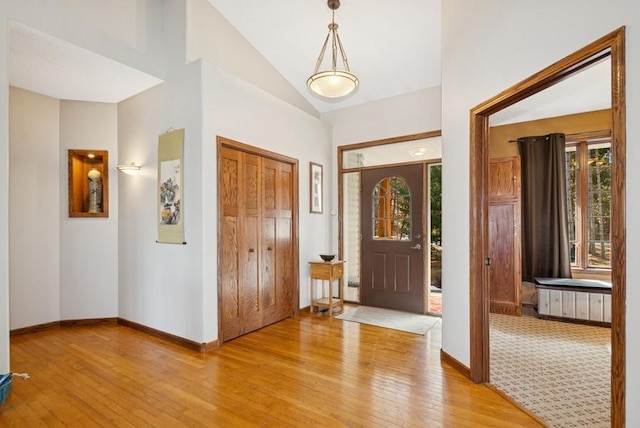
337,131,442,154
10,318,118,337
202,339,220,353
218,136,298,164
10,321,61,337
336,130,442,297
299,306,311,314
440,349,471,380
10,317,219,353
117,318,217,353
565,129,612,143
609,26,626,428
469,27,625,427
60,318,118,328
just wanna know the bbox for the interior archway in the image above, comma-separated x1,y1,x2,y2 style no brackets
469,27,626,427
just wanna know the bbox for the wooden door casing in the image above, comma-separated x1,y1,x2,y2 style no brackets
489,156,522,316
219,143,296,342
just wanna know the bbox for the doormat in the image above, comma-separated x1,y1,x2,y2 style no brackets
336,306,441,335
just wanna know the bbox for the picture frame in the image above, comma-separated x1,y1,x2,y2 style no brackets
310,162,323,213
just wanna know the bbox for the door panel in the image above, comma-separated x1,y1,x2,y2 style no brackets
489,203,516,303
276,162,294,320
261,158,278,325
277,216,293,320
371,253,387,290
241,154,262,334
488,156,522,316
394,254,411,293
220,148,242,340
361,164,425,314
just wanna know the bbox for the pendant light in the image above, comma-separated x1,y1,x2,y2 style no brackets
307,0,359,99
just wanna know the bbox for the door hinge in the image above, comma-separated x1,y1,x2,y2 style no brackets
485,258,491,266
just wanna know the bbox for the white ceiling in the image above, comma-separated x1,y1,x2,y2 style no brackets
491,58,611,126
7,2,610,121
208,0,442,113
8,21,162,103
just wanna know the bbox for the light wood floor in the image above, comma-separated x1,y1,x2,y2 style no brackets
3,310,541,427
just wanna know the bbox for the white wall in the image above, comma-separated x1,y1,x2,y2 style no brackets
8,88,61,329
0,5,11,372
321,86,442,252
118,62,205,343
118,56,332,346
59,101,118,320
201,61,332,340
322,87,442,146
185,0,317,118
1,0,157,369
7,89,119,329
7,0,166,80
441,0,639,423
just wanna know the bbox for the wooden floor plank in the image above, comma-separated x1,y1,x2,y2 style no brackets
2,310,542,427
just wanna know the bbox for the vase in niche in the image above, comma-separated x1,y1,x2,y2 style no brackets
87,168,103,213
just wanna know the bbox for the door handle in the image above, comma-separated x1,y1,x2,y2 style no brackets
410,243,421,250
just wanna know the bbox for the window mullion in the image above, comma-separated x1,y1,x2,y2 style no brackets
578,141,589,269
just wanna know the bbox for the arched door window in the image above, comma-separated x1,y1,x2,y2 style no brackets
372,176,411,240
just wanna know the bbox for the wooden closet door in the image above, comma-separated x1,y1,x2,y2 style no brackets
489,156,522,316
220,146,295,342
241,153,263,334
275,162,294,321
220,147,242,341
261,158,278,325
261,159,294,326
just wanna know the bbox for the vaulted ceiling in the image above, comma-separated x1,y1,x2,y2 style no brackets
207,0,442,114
7,1,610,122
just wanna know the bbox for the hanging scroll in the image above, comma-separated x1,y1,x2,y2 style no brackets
157,128,185,244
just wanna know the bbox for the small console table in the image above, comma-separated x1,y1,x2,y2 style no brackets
309,260,345,316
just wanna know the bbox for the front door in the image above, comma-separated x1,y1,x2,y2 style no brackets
361,164,425,313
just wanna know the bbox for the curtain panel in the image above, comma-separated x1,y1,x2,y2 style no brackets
518,133,572,281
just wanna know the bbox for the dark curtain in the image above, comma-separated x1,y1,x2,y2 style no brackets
518,133,572,281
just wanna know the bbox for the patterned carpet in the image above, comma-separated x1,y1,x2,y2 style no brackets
490,314,611,427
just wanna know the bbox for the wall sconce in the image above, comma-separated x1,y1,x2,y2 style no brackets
117,162,142,176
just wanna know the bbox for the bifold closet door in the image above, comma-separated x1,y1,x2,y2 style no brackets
260,158,294,326
220,147,294,342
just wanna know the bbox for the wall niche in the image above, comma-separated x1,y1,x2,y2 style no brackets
68,149,109,217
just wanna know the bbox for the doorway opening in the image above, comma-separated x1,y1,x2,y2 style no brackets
469,28,625,426
338,132,442,315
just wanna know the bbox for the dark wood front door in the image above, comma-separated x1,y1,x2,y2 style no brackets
361,164,425,313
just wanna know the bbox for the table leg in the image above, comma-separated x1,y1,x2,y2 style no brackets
328,279,333,317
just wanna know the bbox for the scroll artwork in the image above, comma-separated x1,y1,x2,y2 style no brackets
157,128,185,244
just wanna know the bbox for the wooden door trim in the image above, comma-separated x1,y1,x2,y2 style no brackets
469,27,625,427
216,136,300,344
338,131,442,153
337,132,441,305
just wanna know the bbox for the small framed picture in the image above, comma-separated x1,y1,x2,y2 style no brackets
310,162,323,213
